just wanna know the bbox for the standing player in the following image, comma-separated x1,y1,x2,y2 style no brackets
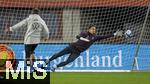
8,8,49,67
42,25,125,72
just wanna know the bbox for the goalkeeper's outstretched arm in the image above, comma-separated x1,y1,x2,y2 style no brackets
95,30,132,41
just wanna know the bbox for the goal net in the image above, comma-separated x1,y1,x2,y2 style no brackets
0,0,150,72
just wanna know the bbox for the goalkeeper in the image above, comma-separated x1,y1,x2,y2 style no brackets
8,8,49,67
42,25,126,72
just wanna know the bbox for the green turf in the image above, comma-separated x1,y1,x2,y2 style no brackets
50,72,150,84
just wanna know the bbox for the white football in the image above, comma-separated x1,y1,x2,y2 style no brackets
125,30,132,37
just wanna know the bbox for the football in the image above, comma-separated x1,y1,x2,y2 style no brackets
124,30,132,37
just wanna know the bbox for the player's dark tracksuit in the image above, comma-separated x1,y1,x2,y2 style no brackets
49,31,114,67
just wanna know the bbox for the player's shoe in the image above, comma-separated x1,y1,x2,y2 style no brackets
41,65,45,69
50,66,56,72
41,62,47,69
41,59,49,69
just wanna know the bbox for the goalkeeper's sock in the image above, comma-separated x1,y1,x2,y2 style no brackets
45,58,50,65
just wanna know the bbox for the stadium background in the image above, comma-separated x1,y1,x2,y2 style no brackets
0,0,150,44
0,0,150,83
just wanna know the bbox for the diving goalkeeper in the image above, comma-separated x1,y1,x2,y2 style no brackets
42,25,127,72
8,8,49,67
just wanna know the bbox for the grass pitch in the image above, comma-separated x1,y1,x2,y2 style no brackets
50,72,150,84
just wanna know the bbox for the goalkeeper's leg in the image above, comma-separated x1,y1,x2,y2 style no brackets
51,52,80,72
42,46,71,68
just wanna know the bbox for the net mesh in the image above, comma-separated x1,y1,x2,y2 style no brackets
0,0,149,71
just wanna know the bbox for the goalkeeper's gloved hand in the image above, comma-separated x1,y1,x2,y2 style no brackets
113,30,123,36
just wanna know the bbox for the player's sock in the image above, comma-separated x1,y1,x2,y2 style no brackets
30,54,35,66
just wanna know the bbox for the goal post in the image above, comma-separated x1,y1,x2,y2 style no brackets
132,4,150,71
0,0,150,72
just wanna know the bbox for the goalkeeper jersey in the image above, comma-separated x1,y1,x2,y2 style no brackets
71,31,113,52
10,14,49,44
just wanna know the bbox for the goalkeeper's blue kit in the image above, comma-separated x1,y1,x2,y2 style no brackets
48,31,114,68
